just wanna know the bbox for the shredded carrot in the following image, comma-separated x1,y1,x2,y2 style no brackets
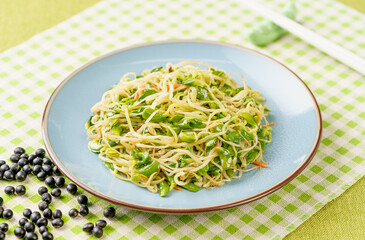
174,186,182,191
213,140,219,148
253,161,268,168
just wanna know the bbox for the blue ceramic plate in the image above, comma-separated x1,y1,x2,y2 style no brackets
42,40,322,213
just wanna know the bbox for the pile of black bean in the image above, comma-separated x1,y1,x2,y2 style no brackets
0,147,117,239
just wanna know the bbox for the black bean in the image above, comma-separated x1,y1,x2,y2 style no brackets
0,197,2,205
53,166,61,176
53,209,62,219
42,165,53,175
0,164,9,171
68,208,78,218
16,185,26,195
0,231,5,240
103,206,116,218
4,186,15,195
10,163,21,173
32,157,43,166
0,206,3,216
19,217,28,226
0,160,5,166
3,170,14,180
18,158,27,167
30,211,41,223
16,170,27,182
28,154,36,163
51,218,64,228
14,147,26,155
42,231,53,240
55,177,65,187
3,209,13,219
36,171,47,181
38,201,48,211
78,204,89,216
39,226,48,234
26,232,38,240
42,193,52,203
95,219,107,228
51,188,61,198
32,165,42,175
0,223,8,232
66,183,77,195
20,153,29,159
92,226,103,238
38,186,48,195
77,194,88,205
43,158,53,166
14,226,26,238
23,208,32,218
45,176,55,187
82,222,94,233
10,154,20,163
42,208,52,219
0,171,3,180
35,148,46,158
36,217,48,227
22,164,32,174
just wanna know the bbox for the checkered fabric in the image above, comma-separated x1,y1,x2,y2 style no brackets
0,0,364,239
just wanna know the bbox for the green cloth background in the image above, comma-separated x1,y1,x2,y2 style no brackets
1,0,364,239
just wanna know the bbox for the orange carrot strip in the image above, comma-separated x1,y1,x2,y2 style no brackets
253,161,268,168
174,186,182,191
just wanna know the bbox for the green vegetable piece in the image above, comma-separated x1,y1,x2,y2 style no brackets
245,149,259,164
166,174,177,189
131,108,145,114
105,112,116,118
178,118,206,129
196,87,209,100
226,131,244,143
141,108,154,120
130,174,148,184
241,129,254,141
105,148,119,157
248,1,297,46
136,75,143,79
183,79,205,87
241,112,257,126
159,181,170,197
88,140,103,153
179,155,193,167
111,123,125,135
206,137,217,148
150,66,163,73
86,116,93,128
104,162,115,171
179,131,197,143
260,141,266,152
138,89,157,101
136,160,160,177
134,151,152,168
181,183,201,192
233,87,245,95
211,69,225,77
219,149,232,170
214,124,223,133
221,84,233,96
198,164,209,176
169,115,184,123
108,140,118,147
226,169,235,178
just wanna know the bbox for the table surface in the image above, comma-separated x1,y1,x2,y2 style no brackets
1,0,364,239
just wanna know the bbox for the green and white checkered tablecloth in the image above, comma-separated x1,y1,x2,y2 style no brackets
0,0,364,239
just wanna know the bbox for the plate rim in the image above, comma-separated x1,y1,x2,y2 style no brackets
42,39,322,214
